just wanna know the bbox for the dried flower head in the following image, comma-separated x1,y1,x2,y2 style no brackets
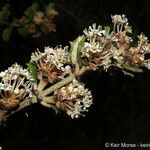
31,46,72,83
0,63,34,110
54,79,93,118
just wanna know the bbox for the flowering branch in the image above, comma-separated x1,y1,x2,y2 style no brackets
0,2,58,42
1,14,150,122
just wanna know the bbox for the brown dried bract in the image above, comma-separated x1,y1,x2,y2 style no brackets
38,63,62,83
54,91,75,111
0,91,23,110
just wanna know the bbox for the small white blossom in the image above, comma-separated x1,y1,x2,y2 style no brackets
142,60,150,69
137,33,150,53
82,42,102,56
111,14,128,25
83,23,105,39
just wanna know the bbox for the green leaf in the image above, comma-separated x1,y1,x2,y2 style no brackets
24,2,39,21
26,61,38,83
122,64,143,73
45,2,55,13
2,28,12,42
70,35,85,67
0,4,10,21
18,27,30,37
104,26,110,35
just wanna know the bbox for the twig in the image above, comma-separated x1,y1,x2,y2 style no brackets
0,21,20,27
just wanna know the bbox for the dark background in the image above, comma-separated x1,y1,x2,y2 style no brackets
1,0,150,150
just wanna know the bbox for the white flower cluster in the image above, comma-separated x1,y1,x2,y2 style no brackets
0,63,33,98
81,15,150,71
54,79,93,118
137,34,150,69
31,46,72,79
82,23,112,70
82,24,106,55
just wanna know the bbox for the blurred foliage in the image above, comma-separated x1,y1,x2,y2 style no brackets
0,2,58,42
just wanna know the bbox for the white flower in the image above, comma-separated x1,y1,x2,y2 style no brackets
82,23,110,66
111,14,128,25
32,46,70,67
54,79,93,118
81,14,137,71
0,63,34,99
82,42,102,56
31,46,72,81
83,23,105,39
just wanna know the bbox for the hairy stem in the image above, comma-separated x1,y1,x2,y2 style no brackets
42,96,55,104
42,66,87,96
38,79,47,91
42,73,75,96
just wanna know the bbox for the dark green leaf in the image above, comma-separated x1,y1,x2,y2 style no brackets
26,61,38,83
2,28,12,42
